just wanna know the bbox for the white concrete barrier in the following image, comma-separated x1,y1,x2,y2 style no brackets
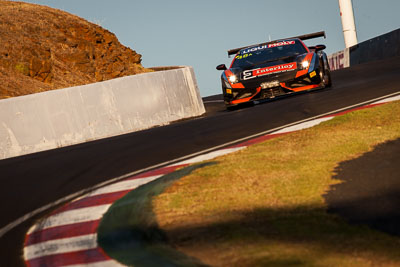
0,66,205,159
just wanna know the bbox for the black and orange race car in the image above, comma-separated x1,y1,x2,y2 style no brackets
216,31,332,109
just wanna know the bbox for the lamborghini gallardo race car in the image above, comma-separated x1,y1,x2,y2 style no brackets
216,31,332,109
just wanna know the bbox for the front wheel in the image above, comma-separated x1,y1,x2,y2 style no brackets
323,68,332,88
319,59,332,88
226,101,254,111
226,104,238,111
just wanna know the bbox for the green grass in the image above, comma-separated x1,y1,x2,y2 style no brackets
153,100,400,266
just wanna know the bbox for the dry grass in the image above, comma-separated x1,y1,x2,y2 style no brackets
153,101,400,266
0,0,151,99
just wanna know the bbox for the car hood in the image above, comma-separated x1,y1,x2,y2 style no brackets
232,54,303,80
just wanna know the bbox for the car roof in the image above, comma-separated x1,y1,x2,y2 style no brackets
227,31,326,56
238,38,299,54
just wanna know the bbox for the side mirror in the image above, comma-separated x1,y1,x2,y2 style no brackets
315,44,326,51
216,64,227,71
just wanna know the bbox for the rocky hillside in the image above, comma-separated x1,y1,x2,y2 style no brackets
0,0,151,99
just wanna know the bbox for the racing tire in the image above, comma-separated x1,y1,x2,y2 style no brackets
319,59,332,88
226,101,254,111
226,105,238,111
322,68,332,88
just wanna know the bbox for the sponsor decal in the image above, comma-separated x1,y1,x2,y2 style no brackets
241,41,295,54
235,53,253,60
267,40,295,48
310,71,317,78
242,62,297,80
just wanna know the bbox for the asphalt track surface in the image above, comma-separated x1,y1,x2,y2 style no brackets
1,56,400,266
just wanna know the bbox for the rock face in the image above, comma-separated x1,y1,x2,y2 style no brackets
0,0,151,99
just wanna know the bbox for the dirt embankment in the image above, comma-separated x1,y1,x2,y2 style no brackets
0,0,151,99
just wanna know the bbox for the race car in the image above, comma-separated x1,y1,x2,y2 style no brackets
216,31,332,109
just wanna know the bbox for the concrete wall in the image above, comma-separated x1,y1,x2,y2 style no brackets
328,28,400,70
0,66,205,159
349,28,400,65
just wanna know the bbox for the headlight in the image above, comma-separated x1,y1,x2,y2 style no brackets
301,61,310,69
297,54,312,70
229,75,238,83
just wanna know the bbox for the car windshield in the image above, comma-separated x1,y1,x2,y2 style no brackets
231,40,307,68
